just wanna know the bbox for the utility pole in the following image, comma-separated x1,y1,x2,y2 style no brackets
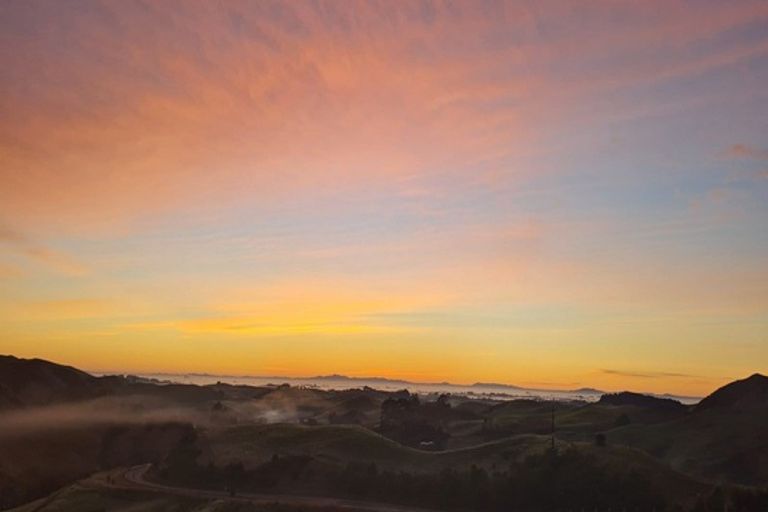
551,399,555,450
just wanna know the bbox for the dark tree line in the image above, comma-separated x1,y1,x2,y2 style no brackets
335,448,666,512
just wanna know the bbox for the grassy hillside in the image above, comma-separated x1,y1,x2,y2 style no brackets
132,422,703,512
482,398,684,440
201,423,704,501
207,422,562,469
608,407,768,485
208,423,436,472
607,373,768,485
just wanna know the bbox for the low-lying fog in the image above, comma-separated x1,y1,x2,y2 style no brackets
0,392,315,438
132,374,606,401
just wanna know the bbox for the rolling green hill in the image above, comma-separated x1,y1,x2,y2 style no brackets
607,374,768,485
199,422,705,505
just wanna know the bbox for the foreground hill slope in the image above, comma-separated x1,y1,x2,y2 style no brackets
609,373,768,485
0,419,193,510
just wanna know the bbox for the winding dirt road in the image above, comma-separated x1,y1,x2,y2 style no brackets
83,465,439,512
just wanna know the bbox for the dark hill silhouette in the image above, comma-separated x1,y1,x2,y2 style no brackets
695,373,768,412
0,355,278,411
0,355,104,408
598,391,685,412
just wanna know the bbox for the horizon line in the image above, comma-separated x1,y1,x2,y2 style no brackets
88,367,705,400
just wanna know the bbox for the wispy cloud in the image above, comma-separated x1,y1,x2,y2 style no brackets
0,224,87,275
2,1,767,231
2,298,115,320
723,144,768,181
601,369,700,379
727,144,768,160
0,262,23,279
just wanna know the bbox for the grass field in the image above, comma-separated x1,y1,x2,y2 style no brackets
204,421,706,502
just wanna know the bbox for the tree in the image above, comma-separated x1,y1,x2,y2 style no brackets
614,413,631,427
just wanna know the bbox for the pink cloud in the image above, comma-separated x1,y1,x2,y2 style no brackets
2,1,767,235
0,224,87,276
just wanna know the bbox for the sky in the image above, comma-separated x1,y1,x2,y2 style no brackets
1,0,767,396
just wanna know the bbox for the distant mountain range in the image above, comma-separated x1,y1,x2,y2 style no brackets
198,372,704,402
305,376,708,403
91,365,702,402
158,371,613,397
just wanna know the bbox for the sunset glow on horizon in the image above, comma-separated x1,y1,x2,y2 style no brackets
1,0,767,396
